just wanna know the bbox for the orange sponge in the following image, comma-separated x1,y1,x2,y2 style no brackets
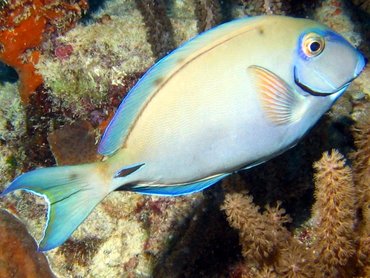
0,0,88,102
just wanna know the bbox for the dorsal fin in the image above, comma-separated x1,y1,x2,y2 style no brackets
98,16,262,156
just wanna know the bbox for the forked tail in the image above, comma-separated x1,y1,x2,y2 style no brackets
1,162,110,251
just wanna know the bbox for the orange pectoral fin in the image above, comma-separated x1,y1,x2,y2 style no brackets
248,65,304,125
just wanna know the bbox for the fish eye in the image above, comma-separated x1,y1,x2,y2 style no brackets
302,33,325,57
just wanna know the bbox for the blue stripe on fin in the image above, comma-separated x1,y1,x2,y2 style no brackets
123,174,229,196
98,16,260,156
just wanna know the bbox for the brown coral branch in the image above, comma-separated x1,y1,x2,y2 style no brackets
222,191,315,277
222,140,368,276
357,236,370,277
350,110,370,276
222,192,291,267
350,112,370,182
350,111,370,217
194,0,223,32
274,240,314,278
312,150,357,276
135,0,176,59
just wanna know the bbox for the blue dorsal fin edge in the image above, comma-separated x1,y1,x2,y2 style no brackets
98,16,260,156
118,174,229,196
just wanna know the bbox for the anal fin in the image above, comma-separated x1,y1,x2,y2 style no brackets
119,174,229,196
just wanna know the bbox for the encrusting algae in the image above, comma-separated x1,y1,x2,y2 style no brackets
36,7,155,121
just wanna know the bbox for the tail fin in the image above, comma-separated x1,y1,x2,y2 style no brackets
1,162,109,251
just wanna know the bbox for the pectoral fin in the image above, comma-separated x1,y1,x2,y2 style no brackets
248,65,305,125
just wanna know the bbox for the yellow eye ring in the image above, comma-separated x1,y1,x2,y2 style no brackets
302,33,325,57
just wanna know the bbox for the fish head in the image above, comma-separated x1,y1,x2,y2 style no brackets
293,27,366,97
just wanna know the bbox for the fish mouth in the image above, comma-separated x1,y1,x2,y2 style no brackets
293,66,355,97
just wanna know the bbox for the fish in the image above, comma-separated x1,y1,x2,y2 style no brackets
1,15,366,251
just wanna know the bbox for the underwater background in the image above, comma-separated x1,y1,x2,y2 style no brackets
0,0,369,277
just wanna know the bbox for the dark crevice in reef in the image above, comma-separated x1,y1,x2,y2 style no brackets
290,0,321,17
345,0,370,57
135,0,176,60
0,62,18,84
153,187,241,278
25,86,62,169
81,0,110,23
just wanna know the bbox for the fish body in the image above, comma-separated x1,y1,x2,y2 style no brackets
103,16,364,190
1,16,366,251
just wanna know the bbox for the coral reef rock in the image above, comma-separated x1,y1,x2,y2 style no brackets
36,2,155,119
0,209,54,278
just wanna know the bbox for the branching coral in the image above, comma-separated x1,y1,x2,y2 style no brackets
222,191,314,277
167,0,198,45
312,150,357,276
350,111,370,209
229,0,292,17
222,192,289,266
222,193,283,265
194,0,223,32
135,0,176,59
273,241,314,278
0,0,88,102
350,111,370,277
223,149,368,277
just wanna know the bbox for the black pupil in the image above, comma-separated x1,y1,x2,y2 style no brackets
310,41,321,52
